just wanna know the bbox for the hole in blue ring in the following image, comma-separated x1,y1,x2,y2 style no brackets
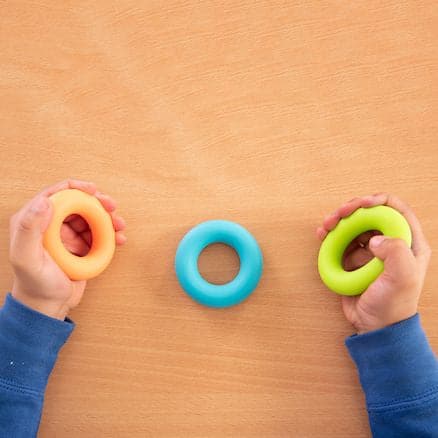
197,242,240,285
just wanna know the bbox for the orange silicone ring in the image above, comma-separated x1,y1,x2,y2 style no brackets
43,189,116,281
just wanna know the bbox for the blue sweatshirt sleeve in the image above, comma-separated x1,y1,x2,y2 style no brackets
346,314,438,438
0,293,74,438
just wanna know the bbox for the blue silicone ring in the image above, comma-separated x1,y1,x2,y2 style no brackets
175,220,263,308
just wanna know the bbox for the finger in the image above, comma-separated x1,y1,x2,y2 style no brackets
111,214,126,232
369,236,416,280
14,180,94,219
66,213,125,243
343,240,362,259
320,194,390,237
322,196,377,233
343,230,381,259
343,248,374,271
380,194,430,259
356,230,381,247
95,191,116,212
64,214,90,233
60,224,90,256
335,197,362,219
116,231,127,245
322,212,340,231
79,230,92,247
336,195,381,219
316,226,328,241
10,196,52,266
341,295,359,326
364,193,388,206
79,229,125,246
40,179,97,198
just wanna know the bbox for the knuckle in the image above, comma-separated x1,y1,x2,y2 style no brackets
8,251,23,269
51,179,71,191
388,238,408,253
17,216,33,232
10,214,30,235
386,194,399,207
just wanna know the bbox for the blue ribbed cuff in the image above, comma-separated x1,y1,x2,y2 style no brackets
0,294,74,394
346,314,438,408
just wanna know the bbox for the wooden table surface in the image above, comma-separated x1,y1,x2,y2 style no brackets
1,1,437,436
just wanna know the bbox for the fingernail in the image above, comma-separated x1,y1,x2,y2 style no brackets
370,235,385,248
32,197,49,213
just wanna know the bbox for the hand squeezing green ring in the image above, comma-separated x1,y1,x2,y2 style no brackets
318,205,412,296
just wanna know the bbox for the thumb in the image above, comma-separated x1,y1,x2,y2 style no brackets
10,196,52,265
369,235,414,278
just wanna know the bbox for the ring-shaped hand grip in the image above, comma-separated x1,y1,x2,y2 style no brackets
175,220,263,308
43,189,116,281
318,205,412,296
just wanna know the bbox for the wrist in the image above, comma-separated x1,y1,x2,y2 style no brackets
11,287,69,320
354,310,418,334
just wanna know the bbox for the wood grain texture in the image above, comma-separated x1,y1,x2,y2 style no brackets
0,1,437,436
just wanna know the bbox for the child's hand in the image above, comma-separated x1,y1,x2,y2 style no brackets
317,194,431,334
9,179,127,320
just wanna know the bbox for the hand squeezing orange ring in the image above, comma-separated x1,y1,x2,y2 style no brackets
43,189,116,281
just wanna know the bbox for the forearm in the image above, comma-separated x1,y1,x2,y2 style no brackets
346,314,438,437
0,293,73,437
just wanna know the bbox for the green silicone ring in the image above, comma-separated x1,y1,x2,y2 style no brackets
318,205,412,296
